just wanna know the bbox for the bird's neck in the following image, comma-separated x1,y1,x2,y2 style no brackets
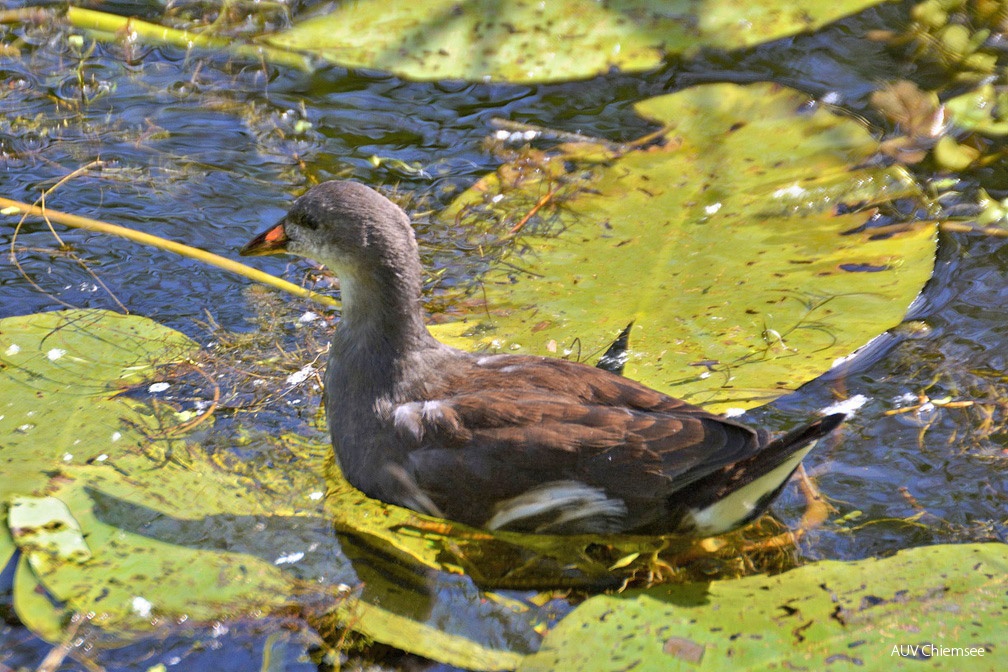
332,266,437,376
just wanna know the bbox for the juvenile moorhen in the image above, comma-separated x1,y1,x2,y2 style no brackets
241,181,844,536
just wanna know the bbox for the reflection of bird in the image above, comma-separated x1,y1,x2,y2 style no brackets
241,181,844,536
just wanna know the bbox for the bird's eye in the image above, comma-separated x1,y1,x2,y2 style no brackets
299,213,320,231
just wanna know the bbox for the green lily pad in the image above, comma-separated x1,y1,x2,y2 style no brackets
0,310,320,639
14,471,313,641
441,83,936,411
8,496,92,566
12,552,69,643
14,463,532,668
0,309,196,571
262,0,882,83
0,309,539,669
520,543,1005,671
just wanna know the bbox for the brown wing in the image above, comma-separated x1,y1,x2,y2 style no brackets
397,354,761,532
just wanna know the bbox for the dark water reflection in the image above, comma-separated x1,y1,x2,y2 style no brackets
1,1,1006,670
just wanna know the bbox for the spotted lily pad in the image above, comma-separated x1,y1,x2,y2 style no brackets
262,0,883,83
440,83,936,411
0,309,196,574
0,310,329,641
520,543,1005,671
8,496,92,567
0,309,540,669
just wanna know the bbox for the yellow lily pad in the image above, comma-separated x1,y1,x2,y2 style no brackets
440,83,936,411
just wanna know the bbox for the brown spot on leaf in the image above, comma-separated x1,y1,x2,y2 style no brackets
664,636,705,663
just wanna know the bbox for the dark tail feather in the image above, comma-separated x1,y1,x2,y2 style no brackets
757,412,846,466
671,413,845,535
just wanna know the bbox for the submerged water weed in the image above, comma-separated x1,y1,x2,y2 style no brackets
869,81,1008,236
886,339,1008,458
872,0,1004,83
865,1,1008,228
864,332,1008,543
190,283,332,419
886,383,1007,457
160,0,296,37
0,9,319,191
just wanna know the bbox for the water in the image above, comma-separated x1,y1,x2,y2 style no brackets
1,1,1006,670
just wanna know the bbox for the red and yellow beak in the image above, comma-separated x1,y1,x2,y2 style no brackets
240,220,289,257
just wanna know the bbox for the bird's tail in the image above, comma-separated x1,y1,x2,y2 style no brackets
673,413,845,536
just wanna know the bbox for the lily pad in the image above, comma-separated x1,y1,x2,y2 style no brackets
0,309,196,572
8,496,92,566
0,310,328,637
262,0,883,83
521,542,1005,671
440,83,936,410
13,463,533,668
0,309,540,669
12,472,316,641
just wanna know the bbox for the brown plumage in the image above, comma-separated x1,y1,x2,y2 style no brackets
241,180,844,536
